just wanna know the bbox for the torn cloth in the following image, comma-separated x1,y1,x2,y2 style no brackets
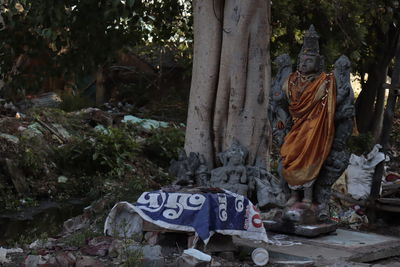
281,72,336,188
104,190,268,244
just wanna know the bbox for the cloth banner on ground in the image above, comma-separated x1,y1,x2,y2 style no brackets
104,190,268,244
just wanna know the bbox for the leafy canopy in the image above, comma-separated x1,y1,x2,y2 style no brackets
0,0,191,90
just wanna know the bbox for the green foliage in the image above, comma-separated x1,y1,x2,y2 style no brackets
56,126,140,178
59,93,94,112
93,127,141,176
0,0,192,97
143,126,185,167
20,147,46,174
113,218,144,267
123,249,143,267
63,229,100,248
0,186,22,210
19,135,52,176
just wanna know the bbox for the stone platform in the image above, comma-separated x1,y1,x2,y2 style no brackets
264,219,337,237
234,229,400,265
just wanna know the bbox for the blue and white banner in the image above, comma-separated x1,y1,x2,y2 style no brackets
120,189,268,244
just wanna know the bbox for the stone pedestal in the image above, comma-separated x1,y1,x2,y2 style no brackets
262,202,337,237
264,219,337,237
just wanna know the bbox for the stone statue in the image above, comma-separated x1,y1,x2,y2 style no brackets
210,140,252,197
169,151,208,186
269,54,293,147
270,25,355,221
208,140,286,207
171,140,286,208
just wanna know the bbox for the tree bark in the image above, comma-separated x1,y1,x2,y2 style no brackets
185,0,271,168
96,65,106,106
356,25,400,133
184,0,223,169
372,67,388,142
380,36,400,151
370,34,400,202
357,59,390,134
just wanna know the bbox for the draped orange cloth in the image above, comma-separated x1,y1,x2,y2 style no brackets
280,71,336,188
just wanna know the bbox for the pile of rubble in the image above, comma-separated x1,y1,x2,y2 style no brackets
0,194,267,267
0,92,184,208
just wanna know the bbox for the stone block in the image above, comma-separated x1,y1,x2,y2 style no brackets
24,255,40,267
55,252,76,267
76,256,105,267
108,239,123,258
264,220,337,237
127,245,165,267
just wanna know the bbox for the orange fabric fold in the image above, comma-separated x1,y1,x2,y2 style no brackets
280,72,336,187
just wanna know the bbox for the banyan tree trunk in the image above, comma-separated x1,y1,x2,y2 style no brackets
185,0,271,169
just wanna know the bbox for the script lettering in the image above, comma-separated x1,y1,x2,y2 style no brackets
136,192,166,212
235,195,244,212
218,194,228,221
162,193,206,220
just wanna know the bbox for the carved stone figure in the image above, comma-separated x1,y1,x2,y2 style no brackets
169,151,207,186
171,140,286,208
270,25,355,221
208,140,286,207
210,141,251,197
269,54,293,147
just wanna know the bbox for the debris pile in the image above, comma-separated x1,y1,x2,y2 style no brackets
329,143,400,229
0,190,271,266
0,99,185,211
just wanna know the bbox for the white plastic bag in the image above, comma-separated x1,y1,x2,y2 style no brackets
346,144,386,200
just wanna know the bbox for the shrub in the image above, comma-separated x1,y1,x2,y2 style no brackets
143,127,185,167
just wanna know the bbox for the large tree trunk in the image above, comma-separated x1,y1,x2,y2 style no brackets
370,34,400,202
380,36,400,151
185,0,271,168
372,67,388,142
356,63,387,134
356,25,399,134
184,0,223,169
96,65,106,106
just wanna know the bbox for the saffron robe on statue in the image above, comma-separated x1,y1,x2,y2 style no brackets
280,71,336,188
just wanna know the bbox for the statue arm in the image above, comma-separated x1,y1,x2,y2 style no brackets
269,54,293,147
333,55,355,121
240,166,247,183
332,55,355,151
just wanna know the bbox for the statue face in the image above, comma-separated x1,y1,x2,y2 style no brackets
299,54,318,75
230,153,243,166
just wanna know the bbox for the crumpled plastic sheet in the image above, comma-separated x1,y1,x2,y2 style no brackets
347,144,388,200
122,115,185,129
0,247,23,264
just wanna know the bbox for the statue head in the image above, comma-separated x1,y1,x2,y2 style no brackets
218,140,248,166
299,54,320,75
178,150,187,161
297,25,324,75
274,54,291,70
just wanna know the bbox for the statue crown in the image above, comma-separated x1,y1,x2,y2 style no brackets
300,25,320,56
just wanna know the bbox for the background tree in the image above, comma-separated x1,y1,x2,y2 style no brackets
0,0,191,104
184,0,271,168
